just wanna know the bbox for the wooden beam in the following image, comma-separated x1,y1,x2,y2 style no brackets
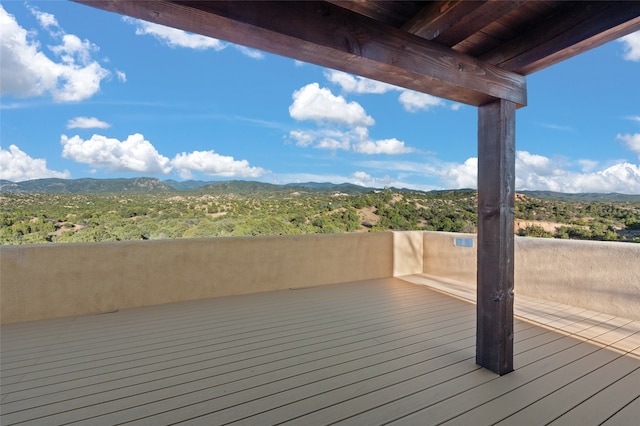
74,0,527,107
402,1,488,41
476,99,515,376
423,0,525,47
481,1,640,75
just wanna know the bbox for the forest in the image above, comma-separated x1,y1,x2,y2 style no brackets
2,181,640,245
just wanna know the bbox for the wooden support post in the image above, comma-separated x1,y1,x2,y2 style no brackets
476,99,515,375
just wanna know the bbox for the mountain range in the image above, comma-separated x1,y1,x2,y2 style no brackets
1,178,640,202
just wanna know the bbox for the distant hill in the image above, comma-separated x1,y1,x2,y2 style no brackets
0,178,172,194
284,182,372,195
1,178,639,202
200,180,371,196
0,178,372,196
519,190,640,203
163,179,211,191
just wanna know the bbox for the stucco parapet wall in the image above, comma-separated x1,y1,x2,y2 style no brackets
514,237,640,321
0,232,394,324
421,231,640,321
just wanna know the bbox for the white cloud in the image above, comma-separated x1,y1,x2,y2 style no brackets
116,70,127,82
516,151,558,175
289,83,374,126
628,116,640,123
124,17,265,59
577,159,598,173
324,70,395,94
354,138,414,155
361,150,640,193
316,136,351,152
398,90,445,112
289,130,316,147
288,127,413,155
0,5,111,102
439,151,640,193
61,133,172,174
60,132,267,179
348,171,396,188
67,116,111,129
125,17,225,50
514,151,640,193
234,45,264,59
325,70,449,113
0,144,70,181
28,6,59,34
617,133,640,159
619,31,640,61
171,150,266,179
443,157,478,189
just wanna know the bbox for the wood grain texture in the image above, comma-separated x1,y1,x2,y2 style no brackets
476,99,516,375
1,277,638,425
74,0,527,106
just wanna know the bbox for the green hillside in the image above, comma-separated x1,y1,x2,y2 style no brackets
1,179,639,245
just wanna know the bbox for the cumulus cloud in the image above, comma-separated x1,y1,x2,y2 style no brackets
348,171,400,188
60,132,265,179
67,116,111,129
28,6,59,34
324,70,395,94
441,151,640,193
289,127,413,155
171,150,266,179
0,144,70,181
443,157,478,189
325,70,448,113
398,90,445,112
365,150,640,193
288,130,316,148
61,133,172,174
289,83,374,126
288,82,417,155
617,133,640,159
619,31,640,61
124,17,225,50
0,5,111,102
124,17,264,59
353,138,414,155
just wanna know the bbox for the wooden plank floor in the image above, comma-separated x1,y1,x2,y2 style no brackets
1,276,638,425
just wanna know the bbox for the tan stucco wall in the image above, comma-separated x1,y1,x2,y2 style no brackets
422,231,477,284
514,237,640,321
393,231,424,276
421,231,640,321
0,232,393,324
3,231,638,324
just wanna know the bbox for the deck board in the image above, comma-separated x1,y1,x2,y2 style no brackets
1,276,638,425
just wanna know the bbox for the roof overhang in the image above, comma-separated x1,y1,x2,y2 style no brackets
75,1,640,108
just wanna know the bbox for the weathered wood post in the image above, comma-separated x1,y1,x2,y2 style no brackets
476,99,516,375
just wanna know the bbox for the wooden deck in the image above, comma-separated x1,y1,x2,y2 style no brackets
1,276,638,425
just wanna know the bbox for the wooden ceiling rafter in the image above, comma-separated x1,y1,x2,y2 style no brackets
401,1,490,41
480,1,640,74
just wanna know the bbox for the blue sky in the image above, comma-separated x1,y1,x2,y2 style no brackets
1,1,639,193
